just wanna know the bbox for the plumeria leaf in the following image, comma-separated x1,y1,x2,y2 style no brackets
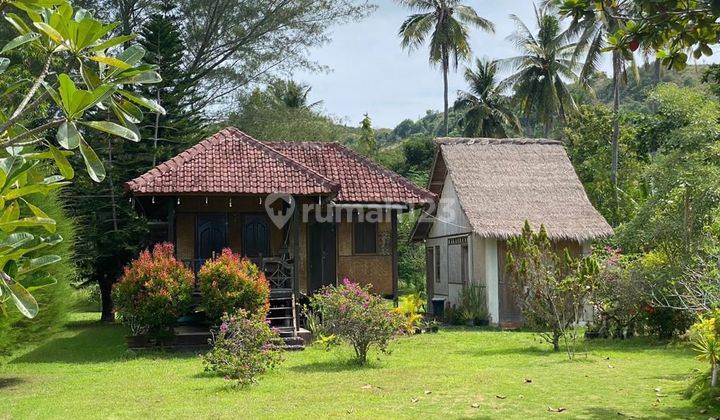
1,32,40,54
50,146,74,179
1,273,38,318
79,138,105,182
79,120,139,142
56,121,81,150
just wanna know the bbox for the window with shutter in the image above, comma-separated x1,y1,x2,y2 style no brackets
353,221,377,254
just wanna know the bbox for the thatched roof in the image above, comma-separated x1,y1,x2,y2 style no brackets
415,137,612,242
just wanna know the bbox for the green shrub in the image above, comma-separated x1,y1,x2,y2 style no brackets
0,192,77,355
197,249,270,324
444,303,467,325
112,243,194,337
310,278,404,365
459,283,488,324
202,309,283,386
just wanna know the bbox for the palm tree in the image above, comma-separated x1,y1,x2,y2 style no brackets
268,80,321,109
555,0,636,223
499,6,580,136
454,58,520,138
397,0,495,136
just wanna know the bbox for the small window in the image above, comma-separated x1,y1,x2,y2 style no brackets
461,244,469,285
434,246,441,283
354,221,377,254
426,247,435,283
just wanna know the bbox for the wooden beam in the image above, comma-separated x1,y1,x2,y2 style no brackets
292,196,300,296
391,209,399,304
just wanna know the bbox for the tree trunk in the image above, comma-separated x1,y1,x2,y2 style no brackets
99,275,115,323
152,88,161,167
654,59,661,83
552,329,561,352
611,51,621,225
107,138,118,232
712,362,718,387
443,59,449,136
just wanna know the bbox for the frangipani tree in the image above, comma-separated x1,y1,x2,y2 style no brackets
0,0,164,318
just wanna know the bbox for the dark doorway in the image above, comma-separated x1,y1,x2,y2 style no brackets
308,220,336,293
497,240,523,324
196,214,228,267
243,214,270,258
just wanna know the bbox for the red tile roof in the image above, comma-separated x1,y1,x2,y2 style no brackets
125,128,339,196
267,141,435,205
125,127,435,206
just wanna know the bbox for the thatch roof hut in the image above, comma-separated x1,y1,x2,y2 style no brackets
413,137,613,242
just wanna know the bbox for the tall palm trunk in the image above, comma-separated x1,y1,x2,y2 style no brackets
611,51,621,225
442,54,449,136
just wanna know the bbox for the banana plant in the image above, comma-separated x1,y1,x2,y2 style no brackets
0,0,165,318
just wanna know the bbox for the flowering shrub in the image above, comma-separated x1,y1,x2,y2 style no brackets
310,278,404,365
198,249,270,323
112,243,194,337
202,309,283,386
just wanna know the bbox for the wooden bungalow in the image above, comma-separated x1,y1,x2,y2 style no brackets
125,128,435,330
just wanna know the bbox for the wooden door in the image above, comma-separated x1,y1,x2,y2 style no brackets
242,214,270,258
196,214,228,266
497,240,523,324
308,220,337,293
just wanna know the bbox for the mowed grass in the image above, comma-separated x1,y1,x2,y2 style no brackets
0,312,717,419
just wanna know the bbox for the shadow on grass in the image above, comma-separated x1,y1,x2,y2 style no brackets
0,376,27,389
289,358,381,373
11,319,199,364
579,405,703,419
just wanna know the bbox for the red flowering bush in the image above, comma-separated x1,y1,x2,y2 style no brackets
112,243,194,337
201,309,283,387
310,278,404,365
198,249,270,323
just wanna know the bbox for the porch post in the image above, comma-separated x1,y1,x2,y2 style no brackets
167,198,176,247
292,196,300,296
391,209,399,302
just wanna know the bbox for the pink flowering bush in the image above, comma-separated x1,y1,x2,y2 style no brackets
310,278,404,365
112,243,194,337
201,309,283,386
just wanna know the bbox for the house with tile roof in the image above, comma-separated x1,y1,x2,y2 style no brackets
125,127,435,336
411,138,612,327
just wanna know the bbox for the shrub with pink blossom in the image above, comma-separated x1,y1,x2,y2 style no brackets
112,243,194,338
310,278,404,365
202,309,283,386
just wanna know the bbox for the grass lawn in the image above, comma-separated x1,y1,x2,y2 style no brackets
1,312,717,419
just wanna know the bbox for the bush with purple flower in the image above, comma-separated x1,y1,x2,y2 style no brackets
310,278,404,365
201,309,283,386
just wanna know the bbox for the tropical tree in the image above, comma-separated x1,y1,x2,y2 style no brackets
554,0,636,224
268,80,320,110
357,113,377,157
500,6,581,137
397,0,495,136
454,58,520,138
0,0,163,318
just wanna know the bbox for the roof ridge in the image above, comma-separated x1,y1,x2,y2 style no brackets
325,142,436,202
227,128,340,191
435,137,563,146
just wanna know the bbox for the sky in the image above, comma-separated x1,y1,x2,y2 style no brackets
293,0,565,129
294,0,715,129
